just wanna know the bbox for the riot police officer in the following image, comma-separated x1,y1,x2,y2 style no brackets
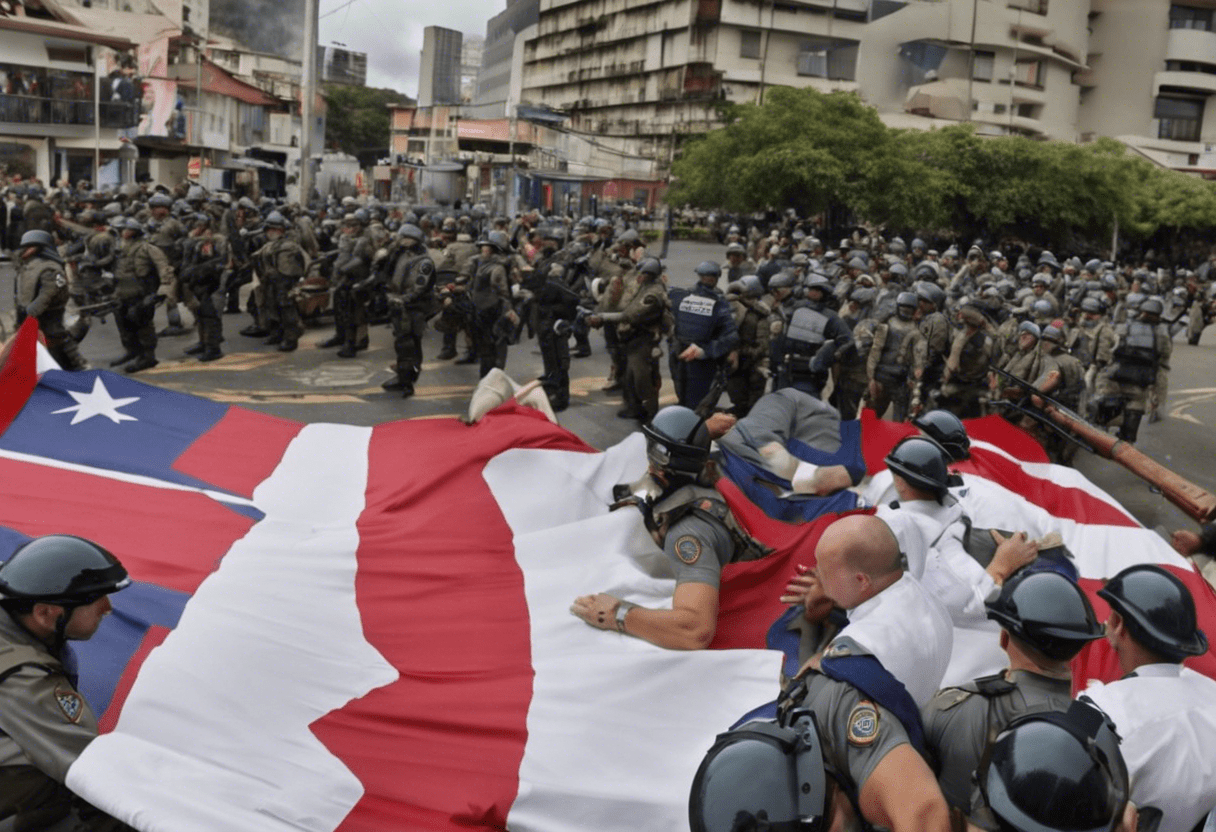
14,230,87,371
147,191,190,336
770,273,852,400
923,569,1104,811
468,230,518,377
381,223,436,398
533,258,585,412
178,212,229,362
723,275,770,417
569,406,770,648
668,261,739,411
1082,565,1216,832
938,304,1001,418
866,291,922,421
1090,298,1171,443
111,218,173,373
588,257,670,420
0,535,135,831
971,701,1132,832
67,212,118,344
325,212,375,358
255,212,307,352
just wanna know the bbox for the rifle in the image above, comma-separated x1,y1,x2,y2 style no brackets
989,364,1216,523
694,364,730,419
74,297,122,319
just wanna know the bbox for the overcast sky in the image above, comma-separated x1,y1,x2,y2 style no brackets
318,0,497,97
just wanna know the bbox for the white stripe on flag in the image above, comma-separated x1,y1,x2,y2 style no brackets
67,423,398,832
488,436,782,832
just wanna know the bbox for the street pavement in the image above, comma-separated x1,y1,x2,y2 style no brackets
4,240,1216,539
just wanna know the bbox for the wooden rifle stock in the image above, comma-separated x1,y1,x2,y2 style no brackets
1037,399,1216,523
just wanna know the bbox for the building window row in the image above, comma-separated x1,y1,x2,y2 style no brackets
1170,4,1213,30
1156,95,1204,141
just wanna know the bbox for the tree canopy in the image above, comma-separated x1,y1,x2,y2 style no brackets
322,85,412,159
668,86,1216,247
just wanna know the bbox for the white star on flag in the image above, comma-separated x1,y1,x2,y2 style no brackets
52,377,140,425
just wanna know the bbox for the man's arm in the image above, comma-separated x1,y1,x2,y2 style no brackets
859,744,952,832
569,582,719,650
0,668,96,783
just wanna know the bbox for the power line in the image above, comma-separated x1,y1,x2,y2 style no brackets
319,0,361,21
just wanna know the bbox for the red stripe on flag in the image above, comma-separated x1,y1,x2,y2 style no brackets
860,410,1050,474
173,407,304,499
0,457,254,594
0,319,40,434
98,625,171,733
313,406,591,831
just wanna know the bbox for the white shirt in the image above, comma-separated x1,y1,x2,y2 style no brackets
837,572,953,707
1082,664,1216,832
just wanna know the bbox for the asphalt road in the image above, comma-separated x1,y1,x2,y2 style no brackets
4,240,1215,539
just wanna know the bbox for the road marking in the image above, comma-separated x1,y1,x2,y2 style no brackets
1169,389,1216,426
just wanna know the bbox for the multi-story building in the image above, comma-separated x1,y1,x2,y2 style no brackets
0,2,139,186
512,0,1216,177
460,36,484,103
472,0,540,118
318,45,367,87
419,26,463,107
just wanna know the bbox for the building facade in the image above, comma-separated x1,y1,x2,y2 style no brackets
509,0,1216,177
419,26,463,107
474,0,540,117
318,45,367,87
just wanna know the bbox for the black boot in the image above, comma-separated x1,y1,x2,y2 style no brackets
381,377,406,391
456,353,477,365
124,354,159,374
109,350,139,367
336,345,358,358
184,343,205,356
277,340,298,352
198,347,224,362
1118,410,1143,443
265,332,283,345
318,334,344,349
240,324,269,338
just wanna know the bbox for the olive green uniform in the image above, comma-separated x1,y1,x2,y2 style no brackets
16,255,86,371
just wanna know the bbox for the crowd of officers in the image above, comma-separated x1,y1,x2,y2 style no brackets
7,179,1216,448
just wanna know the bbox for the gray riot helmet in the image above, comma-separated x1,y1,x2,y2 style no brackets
1099,564,1208,661
397,223,425,245
642,406,711,482
985,570,1104,661
885,437,950,501
689,713,827,832
912,410,970,461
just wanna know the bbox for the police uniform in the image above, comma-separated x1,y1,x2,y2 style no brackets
179,230,230,358
724,294,770,417
1091,315,1171,440
0,613,131,830
651,484,770,588
112,238,173,366
468,251,514,377
668,283,739,410
598,279,671,419
149,214,189,330
939,320,1001,418
867,314,923,421
256,234,307,349
386,243,436,394
770,299,852,400
923,669,1073,810
16,254,87,371
330,227,375,354
1082,665,1216,832
68,230,118,342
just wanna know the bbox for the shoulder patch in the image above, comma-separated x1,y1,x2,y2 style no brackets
932,688,974,712
54,686,84,724
847,701,881,747
674,534,702,565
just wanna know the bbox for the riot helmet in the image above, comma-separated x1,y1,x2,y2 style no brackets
911,410,970,461
637,257,663,278
986,570,1104,660
642,406,711,483
1099,564,1208,661
884,437,950,501
695,261,722,281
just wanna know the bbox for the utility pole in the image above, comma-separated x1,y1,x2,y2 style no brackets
299,0,319,207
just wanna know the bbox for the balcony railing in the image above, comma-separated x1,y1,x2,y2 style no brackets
0,94,140,128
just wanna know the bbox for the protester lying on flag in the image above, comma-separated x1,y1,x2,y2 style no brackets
706,389,867,525
778,514,953,832
1080,565,1216,832
967,701,1137,832
0,535,135,832
922,569,1104,814
878,437,1039,627
570,405,780,649
465,368,557,424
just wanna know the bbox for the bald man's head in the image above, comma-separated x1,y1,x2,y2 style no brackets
814,514,904,610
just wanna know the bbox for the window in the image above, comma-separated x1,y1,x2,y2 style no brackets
796,40,856,80
1156,95,1204,141
1170,5,1213,30
797,50,827,77
740,29,761,59
1013,60,1043,87
972,51,995,81
1008,0,1048,13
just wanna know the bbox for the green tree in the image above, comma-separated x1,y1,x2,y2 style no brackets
322,85,412,156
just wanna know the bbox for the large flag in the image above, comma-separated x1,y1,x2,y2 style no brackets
0,319,1212,831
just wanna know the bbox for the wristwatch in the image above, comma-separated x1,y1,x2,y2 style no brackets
615,601,636,634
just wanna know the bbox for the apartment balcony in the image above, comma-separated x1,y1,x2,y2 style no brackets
1165,27,1216,67
0,95,139,129
1155,70,1216,97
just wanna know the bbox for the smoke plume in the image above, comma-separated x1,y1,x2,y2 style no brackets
210,0,306,60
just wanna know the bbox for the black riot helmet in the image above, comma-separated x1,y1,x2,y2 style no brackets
884,437,950,502
690,712,827,832
1099,564,1208,661
978,701,1129,832
986,570,1104,661
642,406,711,483
0,535,130,608
911,410,970,461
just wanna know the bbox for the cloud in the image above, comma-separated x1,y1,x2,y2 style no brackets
319,0,494,97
